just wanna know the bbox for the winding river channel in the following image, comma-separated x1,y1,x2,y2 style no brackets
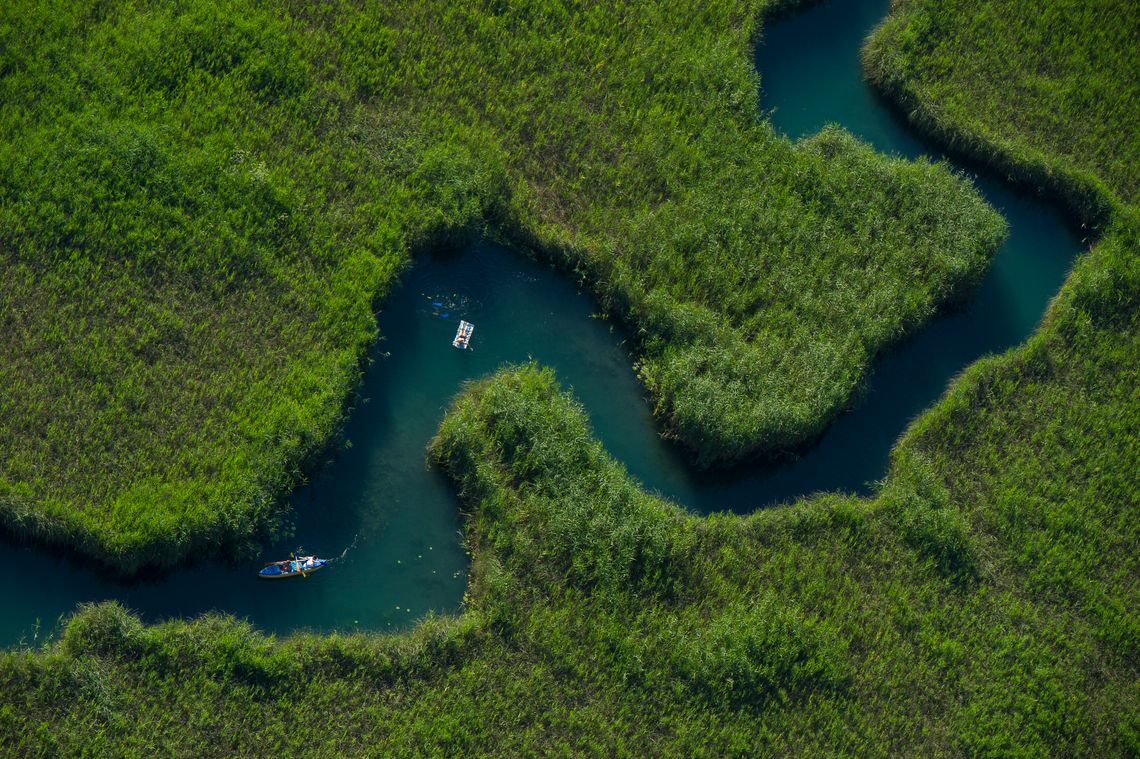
1,0,1081,646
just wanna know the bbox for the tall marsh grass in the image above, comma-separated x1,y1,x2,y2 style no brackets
0,0,1003,570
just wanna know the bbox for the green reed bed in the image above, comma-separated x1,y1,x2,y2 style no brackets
0,0,1002,570
3,344,1134,753
864,0,1139,220
3,0,1136,752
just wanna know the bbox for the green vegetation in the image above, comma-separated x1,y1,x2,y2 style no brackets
864,0,1140,216
3,348,1135,753
1,0,1137,754
0,0,1003,570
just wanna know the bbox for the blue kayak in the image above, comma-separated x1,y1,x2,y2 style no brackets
258,556,329,579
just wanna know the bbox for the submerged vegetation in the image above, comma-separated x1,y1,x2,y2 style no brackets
0,0,1003,569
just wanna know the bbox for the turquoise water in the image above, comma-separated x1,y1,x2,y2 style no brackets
1,0,1080,646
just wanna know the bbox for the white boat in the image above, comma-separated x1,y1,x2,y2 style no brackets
453,320,474,349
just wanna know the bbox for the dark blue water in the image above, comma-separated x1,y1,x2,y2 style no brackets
1,0,1080,646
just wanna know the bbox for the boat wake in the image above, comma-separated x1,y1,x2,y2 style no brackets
334,534,359,562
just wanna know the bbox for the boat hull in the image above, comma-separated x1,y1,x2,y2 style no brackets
258,559,329,579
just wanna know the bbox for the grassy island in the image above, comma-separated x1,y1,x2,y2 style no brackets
0,0,1002,570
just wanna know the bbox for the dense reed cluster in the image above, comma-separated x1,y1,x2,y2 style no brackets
864,0,1139,217
0,0,1001,570
1,0,1136,753
3,342,1134,752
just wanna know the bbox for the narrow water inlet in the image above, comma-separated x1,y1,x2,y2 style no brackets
0,0,1081,646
